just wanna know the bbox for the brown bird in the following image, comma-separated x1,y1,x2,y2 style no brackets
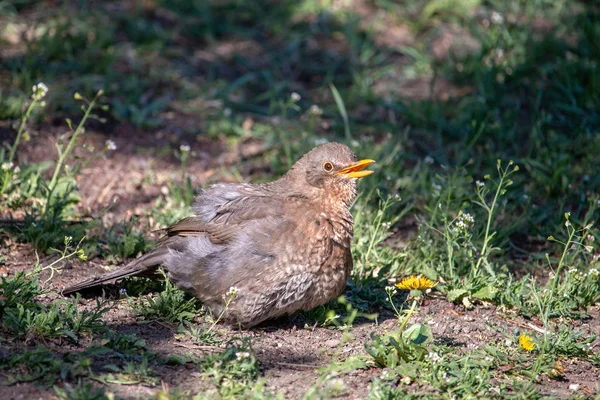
63,142,375,327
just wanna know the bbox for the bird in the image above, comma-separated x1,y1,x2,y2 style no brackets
62,142,375,328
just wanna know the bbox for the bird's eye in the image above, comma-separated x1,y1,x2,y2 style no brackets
323,162,334,172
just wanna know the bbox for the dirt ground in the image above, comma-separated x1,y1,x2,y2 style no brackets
1,130,599,399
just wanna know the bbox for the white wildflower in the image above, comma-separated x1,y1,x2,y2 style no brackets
491,11,504,24
461,213,474,223
32,82,49,100
290,92,301,102
235,351,251,360
568,268,578,274
476,180,485,188
226,286,239,297
426,352,441,363
1,162,13,171
309,104,323,116
424,156,434,164
105,139,117,151
586,234,595,242
385,286,397,295
588,268,599,276
180,144,191,153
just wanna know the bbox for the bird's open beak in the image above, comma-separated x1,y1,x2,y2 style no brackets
336,159,376,179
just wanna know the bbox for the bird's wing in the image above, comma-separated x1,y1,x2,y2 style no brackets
163,185,286,245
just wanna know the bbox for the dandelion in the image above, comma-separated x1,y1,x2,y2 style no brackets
395,275,438,291
105,139,117,151
290,92,301,102
309,104,323,116
519,334,535,351
32,82,49,100
180,144,191,153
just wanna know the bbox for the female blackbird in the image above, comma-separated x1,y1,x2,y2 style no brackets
63,142,374,327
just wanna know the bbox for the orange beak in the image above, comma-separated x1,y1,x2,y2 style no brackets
336,159,376,179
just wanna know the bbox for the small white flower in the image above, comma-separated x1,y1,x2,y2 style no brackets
32,82,49,100
1,162,13,171
290,92,301,102
309,104,323,116
588,268,599,276
462,213,474,223
476,180,485,188
385,286,397,295
568,268,578,274
491,11,504,24
180,144,191,153
13,166,20,173
586,234,595,242
350,139,359,147
119,288,128,297
426,352,441,363
424,156,434,164
565,220,571,227
235,351,251,360
105,139,117,151
226,286,239,297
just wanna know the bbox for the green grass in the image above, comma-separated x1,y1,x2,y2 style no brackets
1,0,599,398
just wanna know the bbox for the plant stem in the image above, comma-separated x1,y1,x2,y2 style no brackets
8,97,38,163
474,171,506,276
48,96,98,192
399,297,418,331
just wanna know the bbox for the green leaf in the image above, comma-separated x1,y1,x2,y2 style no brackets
402,323,433,345
447,288,468,302
472,285,497,300
329,83,351,142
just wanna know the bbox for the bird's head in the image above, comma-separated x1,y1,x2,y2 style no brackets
285,142,375,207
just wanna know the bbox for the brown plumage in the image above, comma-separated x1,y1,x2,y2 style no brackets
62,142,374,327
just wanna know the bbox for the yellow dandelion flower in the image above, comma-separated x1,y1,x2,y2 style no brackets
519,334,535,351
395,275,438,291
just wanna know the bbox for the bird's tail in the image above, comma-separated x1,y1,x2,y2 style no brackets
61,247,170,296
